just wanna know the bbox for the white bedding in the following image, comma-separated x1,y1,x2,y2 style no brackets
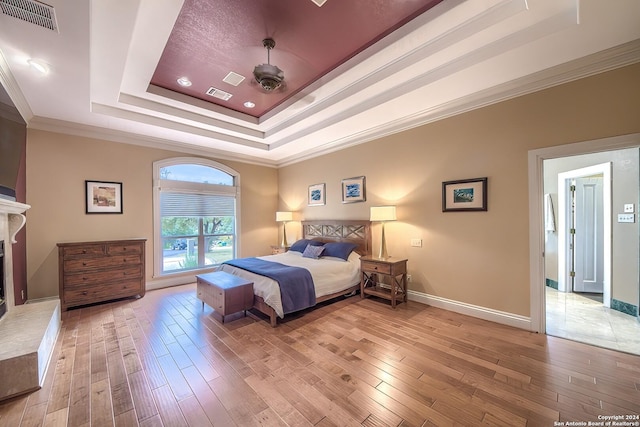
218,250,361,318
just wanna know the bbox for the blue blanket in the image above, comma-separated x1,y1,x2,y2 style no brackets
222,258,316,314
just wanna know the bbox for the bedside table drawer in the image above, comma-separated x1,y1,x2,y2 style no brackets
361,261,391,275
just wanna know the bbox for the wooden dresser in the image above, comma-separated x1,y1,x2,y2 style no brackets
57,239,146,311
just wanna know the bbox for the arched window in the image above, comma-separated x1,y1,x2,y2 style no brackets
153,157,240,276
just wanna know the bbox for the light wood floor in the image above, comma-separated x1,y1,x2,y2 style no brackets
1,283,639,426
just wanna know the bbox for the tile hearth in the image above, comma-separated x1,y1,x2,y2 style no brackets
0,299,60,401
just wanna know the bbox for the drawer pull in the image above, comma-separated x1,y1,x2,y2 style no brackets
82,250,87,254
82,291,88,296
82,262,87,266
373,266,378,270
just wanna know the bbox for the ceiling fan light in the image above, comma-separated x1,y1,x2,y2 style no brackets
253,63,284,91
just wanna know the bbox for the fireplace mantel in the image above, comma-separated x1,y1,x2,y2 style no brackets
0,198,29,242
0,198,30,312
0,198,30,214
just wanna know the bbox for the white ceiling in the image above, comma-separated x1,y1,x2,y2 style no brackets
0,0,639,167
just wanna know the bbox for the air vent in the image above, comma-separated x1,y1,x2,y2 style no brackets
222,72,245,87
0,0,58,32
205,87,232,101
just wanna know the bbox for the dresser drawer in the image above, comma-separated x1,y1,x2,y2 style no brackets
62,244,105,258
64,254,142,272
361,260,391,275
64,265,143,287
64,280,143,305
107,243,143,255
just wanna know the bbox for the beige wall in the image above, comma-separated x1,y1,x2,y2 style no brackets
23,63,640,316
278,63,640,317
25,131,278,299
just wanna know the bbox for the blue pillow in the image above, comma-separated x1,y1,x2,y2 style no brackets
302,244,325,259
289,239,323,253
321,242,358,261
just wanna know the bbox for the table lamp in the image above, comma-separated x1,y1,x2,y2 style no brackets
370,206,396,258
276,211,293,247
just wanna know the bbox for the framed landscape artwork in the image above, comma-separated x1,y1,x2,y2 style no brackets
308,183,326,206
86,180,123,214
442,177,487,212
341,176,366,203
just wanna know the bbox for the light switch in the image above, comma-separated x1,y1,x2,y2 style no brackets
410,238,422,247
618,213,635,223
624,204,635,213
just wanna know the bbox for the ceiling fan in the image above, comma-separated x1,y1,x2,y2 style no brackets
252,38,285,92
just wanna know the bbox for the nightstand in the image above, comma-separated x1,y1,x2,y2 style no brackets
270,245,289,254
360,256,408,308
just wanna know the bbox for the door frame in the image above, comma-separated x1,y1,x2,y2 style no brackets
557,163,611,306
528,133,639,333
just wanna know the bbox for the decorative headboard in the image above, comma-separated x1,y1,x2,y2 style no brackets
302,220,371,256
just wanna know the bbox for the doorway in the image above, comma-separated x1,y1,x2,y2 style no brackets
528,134,640,355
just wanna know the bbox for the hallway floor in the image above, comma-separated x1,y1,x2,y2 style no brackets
546,287,640,356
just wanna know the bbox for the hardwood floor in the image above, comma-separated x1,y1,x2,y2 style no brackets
1,283,639,426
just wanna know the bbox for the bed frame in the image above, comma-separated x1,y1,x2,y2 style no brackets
252,219,372,327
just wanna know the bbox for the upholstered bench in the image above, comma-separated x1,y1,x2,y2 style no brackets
196,271,254,323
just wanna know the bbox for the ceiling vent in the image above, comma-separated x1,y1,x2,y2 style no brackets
205,87,232,101
0,0,58,32
222,72,245,87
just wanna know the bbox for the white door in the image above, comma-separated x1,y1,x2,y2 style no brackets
572,176,604,293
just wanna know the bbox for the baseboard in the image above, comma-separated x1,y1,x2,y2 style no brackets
407,290,533,331
611,298,638,317
146,269,215,291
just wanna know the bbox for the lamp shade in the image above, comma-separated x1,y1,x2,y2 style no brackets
276,211,293,222
370,206,396,222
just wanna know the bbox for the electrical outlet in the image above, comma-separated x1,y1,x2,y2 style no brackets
410,238,422,247
624,204,635,213
618,213,635,223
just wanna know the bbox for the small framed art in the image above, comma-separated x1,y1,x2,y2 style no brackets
442,177,487,212
308,183,326,206
86,180,123,214
341,176,366,203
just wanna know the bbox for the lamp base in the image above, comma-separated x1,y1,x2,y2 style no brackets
378,222,389,259
281,222,288,247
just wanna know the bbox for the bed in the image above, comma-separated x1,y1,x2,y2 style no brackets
218,219,371,326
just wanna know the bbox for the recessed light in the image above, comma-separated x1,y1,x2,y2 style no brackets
244,101,255,108
27,58,49,75
177,77,192,87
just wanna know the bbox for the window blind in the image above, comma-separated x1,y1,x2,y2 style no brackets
160,192,235,217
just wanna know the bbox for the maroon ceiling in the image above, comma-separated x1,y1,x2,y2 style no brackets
150,0,443,119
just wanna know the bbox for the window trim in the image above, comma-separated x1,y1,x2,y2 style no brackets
152,157,241,278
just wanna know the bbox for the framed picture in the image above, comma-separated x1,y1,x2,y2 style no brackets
86,180,123,214
442,177,487,212
341,176,366,203
308,183,326,206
